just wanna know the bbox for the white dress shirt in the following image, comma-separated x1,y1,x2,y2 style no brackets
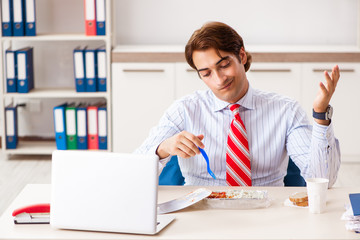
135,85,341,187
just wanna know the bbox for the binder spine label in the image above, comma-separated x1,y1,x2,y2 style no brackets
98,110,106,137
97,51,106,92
17,53,27,92
97,52,106,79
96,0,105,22
6,52,15,78
17,53,26,79
85,0,95,20
74,52,85,79
88,109,97,135
85,51,97,92
13,0,22,22
25,0,35,21
77,110,87,136
66,110,76,135
54,109,64,133
77,109,88,149
6,110,15,136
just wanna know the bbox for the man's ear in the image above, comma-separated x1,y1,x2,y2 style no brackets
239,47,247,65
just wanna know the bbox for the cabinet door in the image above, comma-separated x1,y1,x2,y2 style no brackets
175,63,209,99
112,63,175,153
246,63,302,105
302,63,360,160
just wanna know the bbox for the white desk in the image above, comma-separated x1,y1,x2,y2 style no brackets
0,184,359,240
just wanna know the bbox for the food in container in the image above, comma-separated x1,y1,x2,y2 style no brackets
203,190,271,209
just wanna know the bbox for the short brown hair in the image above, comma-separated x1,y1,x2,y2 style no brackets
185,22,252,72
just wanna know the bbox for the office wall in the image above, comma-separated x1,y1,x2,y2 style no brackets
115,0,359,46
16,0,359,137
37,0,84,33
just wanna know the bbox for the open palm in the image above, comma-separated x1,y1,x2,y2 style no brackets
313,65,340,113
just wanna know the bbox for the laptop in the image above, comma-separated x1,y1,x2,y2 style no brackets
50,150,175,235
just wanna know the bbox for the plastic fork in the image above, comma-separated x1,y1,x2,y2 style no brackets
198,147,216,180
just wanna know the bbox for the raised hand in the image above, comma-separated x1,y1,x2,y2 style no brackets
313,65,340,125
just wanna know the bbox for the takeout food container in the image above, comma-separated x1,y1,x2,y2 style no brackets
202,190,271,209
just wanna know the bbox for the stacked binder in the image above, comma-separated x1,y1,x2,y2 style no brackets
53,102,107,150
73,46,106,92
1,0,36,36
84,0,106,36
5,47,34,93
5,104,18,149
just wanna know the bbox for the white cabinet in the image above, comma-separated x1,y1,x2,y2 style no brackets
302,63,360,160
247,63,302,105
112,59,360,162
112,63,175,153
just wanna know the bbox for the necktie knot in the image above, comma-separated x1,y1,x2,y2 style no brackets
229,104,240,116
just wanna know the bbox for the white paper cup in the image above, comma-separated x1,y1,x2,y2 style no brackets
305,178,329,214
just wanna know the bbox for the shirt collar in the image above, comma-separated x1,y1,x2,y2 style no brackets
212,84,256,112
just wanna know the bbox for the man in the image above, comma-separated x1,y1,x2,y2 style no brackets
135,21,340,187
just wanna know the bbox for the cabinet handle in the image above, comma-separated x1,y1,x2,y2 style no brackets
186,69,197,72
249,69,291,73
122,69,165,73
313,69,355,73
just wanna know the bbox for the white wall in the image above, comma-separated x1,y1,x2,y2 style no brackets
36,0,84,34
115,0,359,46
14,0,359,137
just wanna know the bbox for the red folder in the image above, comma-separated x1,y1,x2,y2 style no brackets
87,105,99,149
84,0,96,36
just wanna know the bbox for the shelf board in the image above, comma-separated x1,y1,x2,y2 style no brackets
4,140,109,155
1,33,108,42
4,141,56,155
4,88,109,98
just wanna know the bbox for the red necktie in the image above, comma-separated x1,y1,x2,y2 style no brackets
226,104,252,186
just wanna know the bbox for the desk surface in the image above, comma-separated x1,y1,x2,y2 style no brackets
0,184,359,240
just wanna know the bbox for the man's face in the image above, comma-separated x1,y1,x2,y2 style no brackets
192,48,248,103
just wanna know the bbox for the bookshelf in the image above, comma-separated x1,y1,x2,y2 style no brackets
0,0,113,157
